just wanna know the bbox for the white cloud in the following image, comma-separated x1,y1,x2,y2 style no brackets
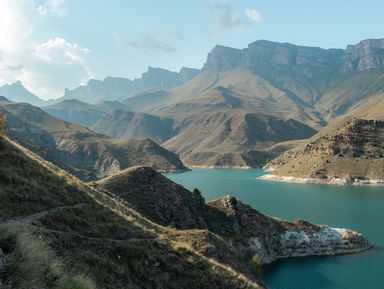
38,0,67,17
207,0,243,28
245,8,262,24
18,38,92,99
0,0,92,99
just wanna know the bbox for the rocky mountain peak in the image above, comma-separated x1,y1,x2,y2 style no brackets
179,67,200,82
203,45,243,71
343,38,384,72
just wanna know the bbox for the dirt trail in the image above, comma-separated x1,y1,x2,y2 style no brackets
0,203,86,227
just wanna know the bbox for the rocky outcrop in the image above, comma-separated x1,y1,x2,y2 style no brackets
203,45,243,71
343,39,384,72
264,118,384,184
207,196,371,264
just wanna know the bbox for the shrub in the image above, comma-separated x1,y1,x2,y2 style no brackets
0,115,6,137
248,254,263,277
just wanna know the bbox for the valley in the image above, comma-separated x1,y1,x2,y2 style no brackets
1,22,384,288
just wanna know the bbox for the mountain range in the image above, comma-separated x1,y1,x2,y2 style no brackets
2,38,384,171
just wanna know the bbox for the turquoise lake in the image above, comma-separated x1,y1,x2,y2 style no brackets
164,168,384,289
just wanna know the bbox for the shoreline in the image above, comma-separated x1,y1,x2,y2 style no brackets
187,165,253,169
258,174,384,186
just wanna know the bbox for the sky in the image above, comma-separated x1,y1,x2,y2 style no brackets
0,0,384,100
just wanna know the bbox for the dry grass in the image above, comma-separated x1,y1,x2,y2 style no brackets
0,226,95,289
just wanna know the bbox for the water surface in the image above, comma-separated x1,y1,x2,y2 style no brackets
165,168,384,289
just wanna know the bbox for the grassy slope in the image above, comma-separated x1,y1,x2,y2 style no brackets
0,101,187,179
163,109,316,167
0,136,262,289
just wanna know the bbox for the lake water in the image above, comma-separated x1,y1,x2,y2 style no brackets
164,168,384,289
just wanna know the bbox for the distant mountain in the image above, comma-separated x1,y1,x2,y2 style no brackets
91,110,175,144
46,38,384,168
163,110,316,168
0,81,45,106
42,98,128,127
58,66,200,103
0,99,187,180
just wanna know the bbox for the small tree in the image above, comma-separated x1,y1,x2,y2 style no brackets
248,254,263,277
0,115,6,137
192,188,202,196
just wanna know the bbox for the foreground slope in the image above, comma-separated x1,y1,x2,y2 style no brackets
96,166,371,265
263,93,384,184
0,137,263,289
0,99,187,180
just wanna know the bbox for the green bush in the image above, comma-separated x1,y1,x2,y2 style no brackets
248,254,263,277
0,115,6,137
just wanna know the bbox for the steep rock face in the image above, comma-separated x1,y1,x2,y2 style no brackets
96,166,206,229
242,40,345,78
343,39,384,72
203,45,243,71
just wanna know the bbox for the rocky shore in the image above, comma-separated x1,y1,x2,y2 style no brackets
259,174,384,186
248,225,372,264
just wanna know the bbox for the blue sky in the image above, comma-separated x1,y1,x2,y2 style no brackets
0,0,384,99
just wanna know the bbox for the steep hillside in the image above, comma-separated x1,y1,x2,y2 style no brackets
0,137,264,289
163,110,316,168
96,166,371,265
91,110,175,144
263,93,384,184
0,100,187,179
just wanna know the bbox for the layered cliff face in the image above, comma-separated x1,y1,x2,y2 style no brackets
343,39,384,72
263,118,384,184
